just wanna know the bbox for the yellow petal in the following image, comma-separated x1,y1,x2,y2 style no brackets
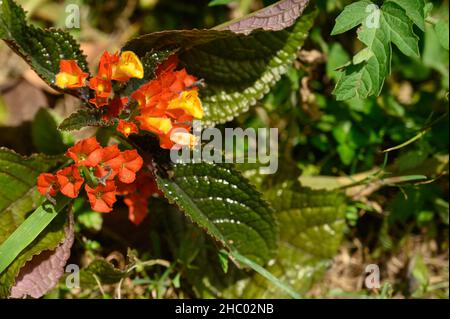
55,72,80,89
168,90,204,119
113,51,144,80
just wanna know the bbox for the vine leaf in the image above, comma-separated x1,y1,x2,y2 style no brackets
156,163,277,266
332,1,420,101
0,0,90,98
123,2,316,126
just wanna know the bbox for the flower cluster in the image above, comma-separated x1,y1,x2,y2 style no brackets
132,55,204,149
37,137,159,224
55,52,203,149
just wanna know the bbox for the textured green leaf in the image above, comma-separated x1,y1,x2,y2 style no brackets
331,0,373,35
224,184,346,298
156,163,277,265
0,148,64,243
32,108,66,155
435,20,449,51
58,109,112,131
0,0,89,95
333,1,419,100
387,0,425,31
123,6,316,126
0,207,70,298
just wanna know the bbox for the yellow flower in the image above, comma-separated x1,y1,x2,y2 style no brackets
168,90,204,119
112,51,144,81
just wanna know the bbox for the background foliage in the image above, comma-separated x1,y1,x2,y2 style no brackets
0,0,448,299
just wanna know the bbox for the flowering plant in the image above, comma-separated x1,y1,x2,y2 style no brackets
0,0,348,300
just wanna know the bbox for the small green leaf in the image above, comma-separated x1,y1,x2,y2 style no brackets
59,109,111,131
208,0,236,7
331,0,373,35
156,163,277,266
80,259,128,286
435,20,449,51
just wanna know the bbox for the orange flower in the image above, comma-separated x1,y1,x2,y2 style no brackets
66,137,103,167
37,173,59,196
89,76,112,98
56,166,84,198
136,115,173,135
124,195,149,225
117,120,138,137
94,145,124,181
55,60,88,89
98,51,120,80
112,51,144,82
118,150,144,184
85,181,117,213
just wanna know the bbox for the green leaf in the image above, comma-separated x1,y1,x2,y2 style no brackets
59,109,111,131
435,20,449,51
0,148,64,243
382,2,420,58
0,0,89,94
208,0,236,7
0,148,67,297
32,108,67,155
331,0,373,35
225,184,346,298
0,195,71,276
0,202,71,298
387,0,425,31
123,5,316,126
156,163,277,266
333,1,420,100
326,43,350,81
79,259,127,287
